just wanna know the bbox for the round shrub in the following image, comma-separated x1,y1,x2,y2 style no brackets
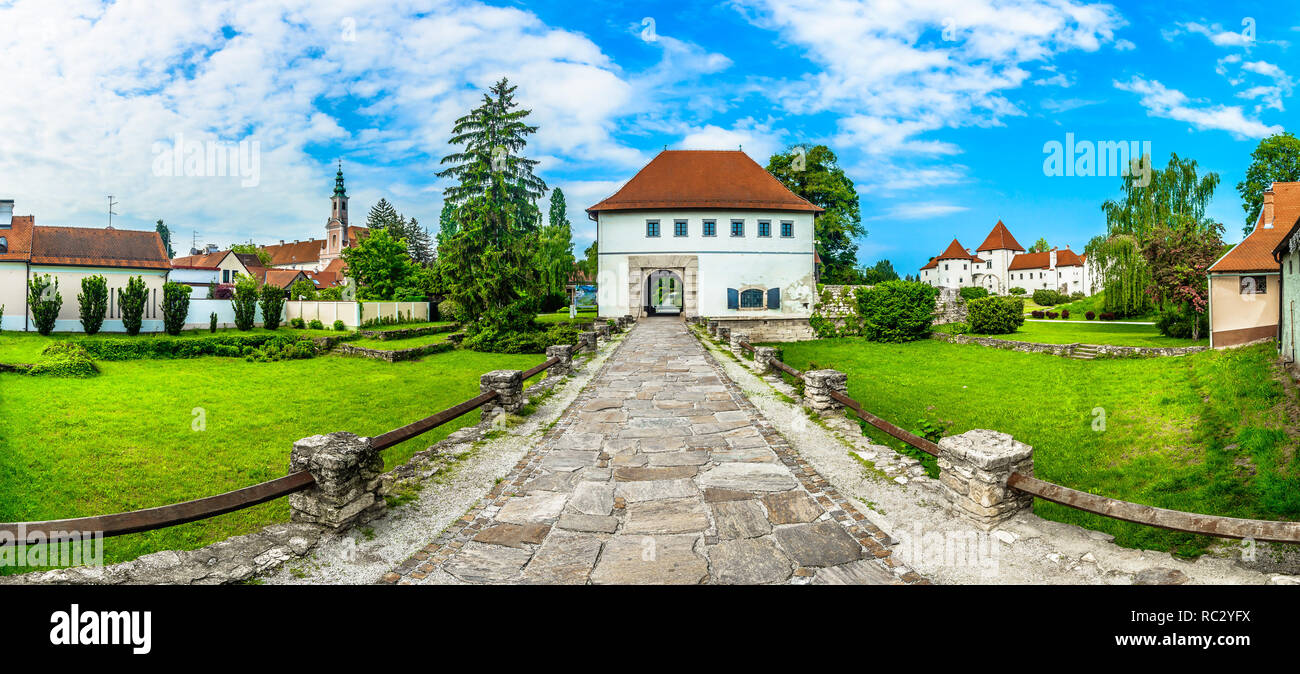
1031,310,1045,318
967,296,1025,335
856,280,940,343
289,317,306,329
1060,309,1069,319
958,286,989,301
28,342,98,378
1085,311,1095,320
333,319,346,331
1032,289,1068,306
1099,312,1116,321
1046,311,1059,319
308,319,324,330
437,299,465,323
1009,287,1026,295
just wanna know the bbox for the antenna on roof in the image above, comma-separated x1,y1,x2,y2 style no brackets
106,195,118,228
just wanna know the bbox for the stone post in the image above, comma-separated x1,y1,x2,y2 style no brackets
937,430,1034,530
545,344,574,377
716,326,731,343
289,432,386,532
578,331,597,353
730,331,750,359
707,320,718,337
480,369,525,420
595,323,611,340
803,369,847,413
623,314,634,326
753,346,778,374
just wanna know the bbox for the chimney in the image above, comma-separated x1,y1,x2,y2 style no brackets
279,239,285,245
1049,249,1057,269
1262,186,1275,228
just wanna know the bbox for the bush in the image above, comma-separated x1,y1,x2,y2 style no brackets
162,281,191,336
1070,291,1085,300
1099,312,1116,321
1156,308,1209,339
78,275,108,335
212,284,234,300
289,317,306,329
28,342,98,378
959,286,989,301
1009,287,1026,295
232,275,259,331
464,323,582,354
1060,309,1069,319
437,299,465,324
333,319,346,331
1046,311,1059,319
1031,310,1044,319
28,274,63,336
308,319,324,330
75,333,314,360
120,276,148,335
968,296,1025,335
1032,289,1068,306
243,335,318,362
1085,311,1095,320
210,312,218,332
856,281,940,343
288,278,317,301
259,283,286,331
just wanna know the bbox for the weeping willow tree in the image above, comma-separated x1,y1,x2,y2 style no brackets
1087,153,1220,317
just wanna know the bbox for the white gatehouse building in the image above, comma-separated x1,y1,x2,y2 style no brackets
587,150,820,340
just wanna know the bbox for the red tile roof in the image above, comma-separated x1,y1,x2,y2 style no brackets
1211,182,1300,273
171,250,228,267
264,239,324,266
1007,248,1084,271
586,150,823,215
263,269,308,289
921,258,937,270
935,239,977,261
975,220,1024,252
0,215,34,262
30,225,169,269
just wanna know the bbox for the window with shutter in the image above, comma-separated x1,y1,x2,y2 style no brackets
767,287,780,309
727,288,739,309
740,289,763,308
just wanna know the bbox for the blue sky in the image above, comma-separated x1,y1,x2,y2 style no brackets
2,0,1295,272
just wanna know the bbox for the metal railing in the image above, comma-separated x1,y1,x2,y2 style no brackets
729,334,1300,544
1,349,572,547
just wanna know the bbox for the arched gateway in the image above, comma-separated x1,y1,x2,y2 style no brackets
645,269,684,316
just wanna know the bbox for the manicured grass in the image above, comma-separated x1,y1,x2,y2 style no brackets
359,320,455,332
535,310,597,325
0,348,547,571
1030,292,1159,322
352,332,456,350
772,338,1299,556
935,320,1205,348
0,327,348,363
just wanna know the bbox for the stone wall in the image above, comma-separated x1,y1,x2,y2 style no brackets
711,317,815,342
336,341,456,362
815,285,863,317
932,287,967,325
357,323,459,341
930,330,1209,358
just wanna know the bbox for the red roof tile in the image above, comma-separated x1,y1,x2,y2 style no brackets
1210,182,1300,273
935,239,977,261
264,239,324,266
975,220,1024,252
30,225,169,269
1007,248,1084,271
0,215,35,261
586,150,823,215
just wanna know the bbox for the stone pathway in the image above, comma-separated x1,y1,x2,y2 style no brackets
382,317,920,585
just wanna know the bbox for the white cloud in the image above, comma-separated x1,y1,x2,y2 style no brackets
732,0,1123,180
1114,76,1283,139
1114,38,1135,51
869,203,970,220
1175,21,1254,47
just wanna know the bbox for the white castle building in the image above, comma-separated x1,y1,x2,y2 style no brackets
919,220,1094,295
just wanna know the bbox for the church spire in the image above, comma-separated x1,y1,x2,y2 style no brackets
333,160,347,198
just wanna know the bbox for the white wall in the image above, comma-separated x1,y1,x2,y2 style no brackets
183,298,271,330
595,209,816,318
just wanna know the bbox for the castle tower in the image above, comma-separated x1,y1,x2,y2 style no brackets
321,161,349,267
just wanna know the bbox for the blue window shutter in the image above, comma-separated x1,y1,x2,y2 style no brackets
727,288,739,309
767,287,780,309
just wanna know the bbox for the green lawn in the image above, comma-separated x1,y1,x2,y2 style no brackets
359,320,456,332
936,320,1205,348
0,327,348,363
0,348,546,571
535,309,598,325
772,338,1299,555
352,331,456,350
1029,292,1159,322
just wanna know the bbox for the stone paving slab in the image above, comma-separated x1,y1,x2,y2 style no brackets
384,318,920,585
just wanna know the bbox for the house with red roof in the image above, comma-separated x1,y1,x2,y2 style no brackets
586,150,820,339
0,199,171,331
919,220,1093,296
1209,182,1297,348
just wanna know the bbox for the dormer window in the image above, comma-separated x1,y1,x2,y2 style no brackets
0,236,6,253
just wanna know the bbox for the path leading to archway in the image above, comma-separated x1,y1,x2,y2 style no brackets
382,317,918,585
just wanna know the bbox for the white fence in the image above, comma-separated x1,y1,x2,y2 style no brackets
183,299,270,330
358,301,430,325
184,300,430,330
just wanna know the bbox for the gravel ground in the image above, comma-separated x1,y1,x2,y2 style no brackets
261,337,623,585
699,335,1296,585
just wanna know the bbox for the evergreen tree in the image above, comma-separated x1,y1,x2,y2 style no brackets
155,219,174,258
538,188,575,297
366,199,401,230
405,216,434,266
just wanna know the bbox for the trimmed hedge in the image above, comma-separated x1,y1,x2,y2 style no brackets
967,296,1025,335
463,322,583,354
959,286,989,301
1032,289,1068,306
74,334,297,360
856,280,940,343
